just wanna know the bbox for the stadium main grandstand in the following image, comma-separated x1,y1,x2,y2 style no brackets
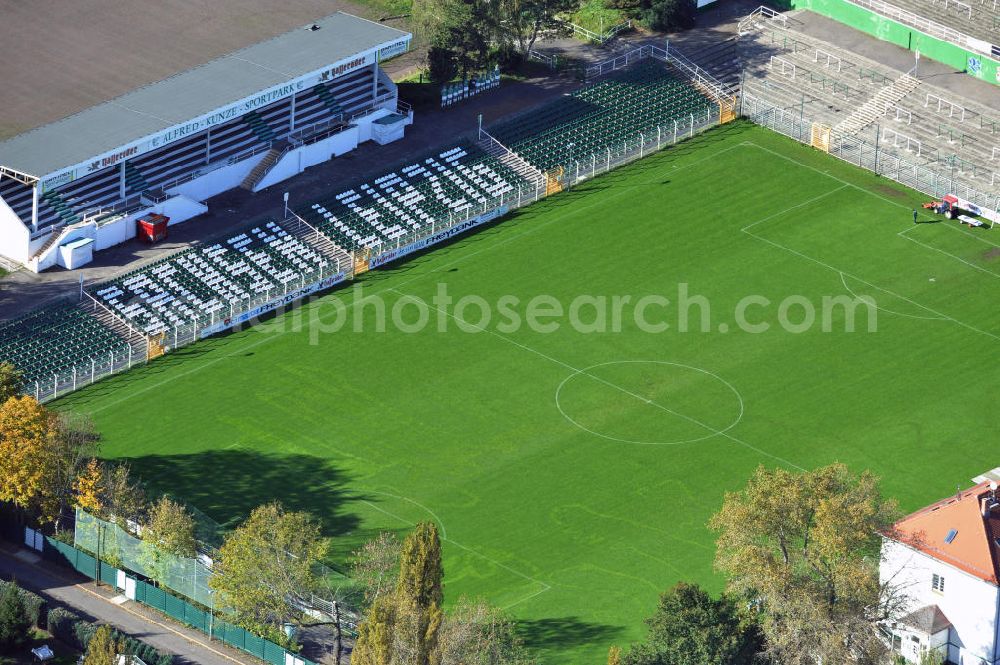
0,12,411,272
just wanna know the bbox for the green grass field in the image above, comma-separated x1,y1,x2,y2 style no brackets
55,122,1000,663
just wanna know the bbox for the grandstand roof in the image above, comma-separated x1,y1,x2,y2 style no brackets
0,12,408,181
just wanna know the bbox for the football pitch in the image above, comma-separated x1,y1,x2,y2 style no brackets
56,122,1000,663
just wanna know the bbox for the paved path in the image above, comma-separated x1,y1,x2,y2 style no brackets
0,546,256,665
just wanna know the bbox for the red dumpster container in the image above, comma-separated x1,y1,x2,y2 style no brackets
137,214,169,243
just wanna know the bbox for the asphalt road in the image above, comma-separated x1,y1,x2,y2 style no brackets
0,546,255,665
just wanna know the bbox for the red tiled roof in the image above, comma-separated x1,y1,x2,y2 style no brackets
889,481,1000,585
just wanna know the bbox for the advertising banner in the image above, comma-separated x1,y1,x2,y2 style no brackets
370,205,509,269
199,272,346,338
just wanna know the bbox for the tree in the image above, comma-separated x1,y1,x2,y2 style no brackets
352,522,445,665
499,0,577,55
397,522,444,611
353,595,396,665
0,581,30,654
435,597,534,665
0,362,23,406
0,397,100,526
608,646,622,665
74,458,105,514
83,624,119,665
42,411,100,527
639,0,695,32
710,463,900,665
101,463,146,527
141,496,197,586
621,582,761,665
210,502,328,631
0,397,56,511
351,532,402,607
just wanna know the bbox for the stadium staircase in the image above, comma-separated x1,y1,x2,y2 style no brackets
286,214,354,274
476,133,545,192
739,7,1000,197
240,141,289,191
834,72,921,135
683,37,741,88
242,110,277,143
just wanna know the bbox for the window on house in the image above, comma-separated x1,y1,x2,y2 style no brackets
932,573,945,593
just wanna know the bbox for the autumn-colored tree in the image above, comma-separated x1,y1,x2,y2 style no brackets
101,463,146,527
608,646,622,665
141,496,197,586
0,362,23,406
83,624,119,665
353,594,396,665
710,463,900,665
351,531,402,607
74,459,105,514
42,411,99,527
210,502,327,631
353,522,445,665
0,397,56,511
397,522,444,611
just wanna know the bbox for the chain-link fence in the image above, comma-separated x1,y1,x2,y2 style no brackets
741,91,1000,213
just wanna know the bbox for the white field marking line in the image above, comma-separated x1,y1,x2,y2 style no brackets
740,141,915,211
389,287,807,472
897,229,1000,279
738,143,1000,342
741,228,1000,341
740,185,850,233
838,272,946,321
554,360,745,446
905,220,1000,249
359,494,552,611
84,140,748,415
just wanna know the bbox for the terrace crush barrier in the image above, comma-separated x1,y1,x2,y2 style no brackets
777,0,1000,86
741,90,1000,213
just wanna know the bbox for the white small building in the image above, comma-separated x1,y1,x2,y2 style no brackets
880,481,1000,665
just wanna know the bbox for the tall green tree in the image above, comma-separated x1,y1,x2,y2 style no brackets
83,624,119,665
0,362,23,406
141,496,197,586
352,522,446,665
210,502,328,632
353,594,396,665
710,463,900,665
640,0,695,32
0,581,30,654
622,582,761,665
397,521,444,611
499,0,578,55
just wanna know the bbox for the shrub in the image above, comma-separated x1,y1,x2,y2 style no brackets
0,579,46,628
47,606,84,649
0,581,31,653
642,0,696,31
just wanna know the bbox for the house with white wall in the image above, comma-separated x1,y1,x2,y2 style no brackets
881,481,1000,664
